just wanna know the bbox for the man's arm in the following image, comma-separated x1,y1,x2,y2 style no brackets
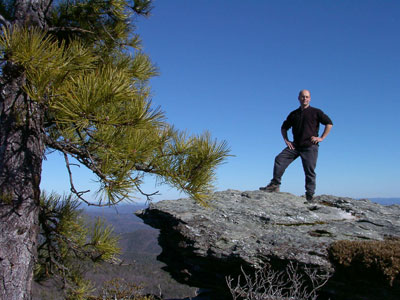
281,128,295,150
311,124,333,144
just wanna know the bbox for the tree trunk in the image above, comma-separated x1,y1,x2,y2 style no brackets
0,64,44,300
0,1,48,299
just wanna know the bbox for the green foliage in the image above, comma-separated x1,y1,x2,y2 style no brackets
154,130,230,205
47,0,150,54
36,192,121,299
0,0,230,206
329,238,400,286
0,26,97,102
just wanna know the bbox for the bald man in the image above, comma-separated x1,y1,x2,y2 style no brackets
260,90,333,202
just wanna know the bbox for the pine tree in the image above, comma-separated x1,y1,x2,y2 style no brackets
0,1,230,298
37,192,121,299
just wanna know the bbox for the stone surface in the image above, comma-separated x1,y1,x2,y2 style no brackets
136,190,400,299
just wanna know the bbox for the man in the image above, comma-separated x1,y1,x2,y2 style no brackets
260,90,333,202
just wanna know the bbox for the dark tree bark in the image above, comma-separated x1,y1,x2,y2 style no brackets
0,1,49,299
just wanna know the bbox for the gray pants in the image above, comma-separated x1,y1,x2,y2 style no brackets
271,145,319,196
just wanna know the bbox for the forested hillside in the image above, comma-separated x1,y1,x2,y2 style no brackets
33,205,197,300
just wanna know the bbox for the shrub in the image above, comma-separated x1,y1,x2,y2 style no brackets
226,261,331,300
329,238,400,286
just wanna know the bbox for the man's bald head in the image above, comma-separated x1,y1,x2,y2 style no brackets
298,90,311,109
298,89,311,97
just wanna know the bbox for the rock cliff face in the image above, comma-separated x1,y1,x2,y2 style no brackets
136,190,400,299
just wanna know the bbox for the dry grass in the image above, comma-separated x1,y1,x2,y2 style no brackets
88,278,162,300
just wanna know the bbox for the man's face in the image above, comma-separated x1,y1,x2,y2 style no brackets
298,91,311,108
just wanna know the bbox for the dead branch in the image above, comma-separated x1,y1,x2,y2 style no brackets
226,262,331,300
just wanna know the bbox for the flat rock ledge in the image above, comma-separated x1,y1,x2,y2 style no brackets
137,190,400,299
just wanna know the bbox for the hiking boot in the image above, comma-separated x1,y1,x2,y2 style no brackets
259,183,280,192
305,193,314,202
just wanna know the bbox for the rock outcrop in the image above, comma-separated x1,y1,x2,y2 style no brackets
136,190,400,299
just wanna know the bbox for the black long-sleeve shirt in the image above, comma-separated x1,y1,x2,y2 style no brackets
281,106,333,147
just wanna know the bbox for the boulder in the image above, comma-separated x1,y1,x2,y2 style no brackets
136,190,400,299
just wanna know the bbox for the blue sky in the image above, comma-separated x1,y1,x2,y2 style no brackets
41,0,400,201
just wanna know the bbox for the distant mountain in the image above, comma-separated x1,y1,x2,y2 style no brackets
81,204,197,299
119,228,161,257
83,204,149,234
83,203,147,213
367,198,400,205
33,203,197,300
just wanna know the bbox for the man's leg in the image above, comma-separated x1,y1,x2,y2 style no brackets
271,147,299,185
300,145,319,198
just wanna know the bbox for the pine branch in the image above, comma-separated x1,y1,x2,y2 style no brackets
48,26,93,34
135,183,159,203
63,152,127,207
0,13,10,28
43,0,54,18
45,135,105,180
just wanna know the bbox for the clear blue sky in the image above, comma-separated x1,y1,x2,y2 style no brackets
41,0,400,201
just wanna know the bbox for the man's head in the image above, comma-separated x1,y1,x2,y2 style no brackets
298,89,311,109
